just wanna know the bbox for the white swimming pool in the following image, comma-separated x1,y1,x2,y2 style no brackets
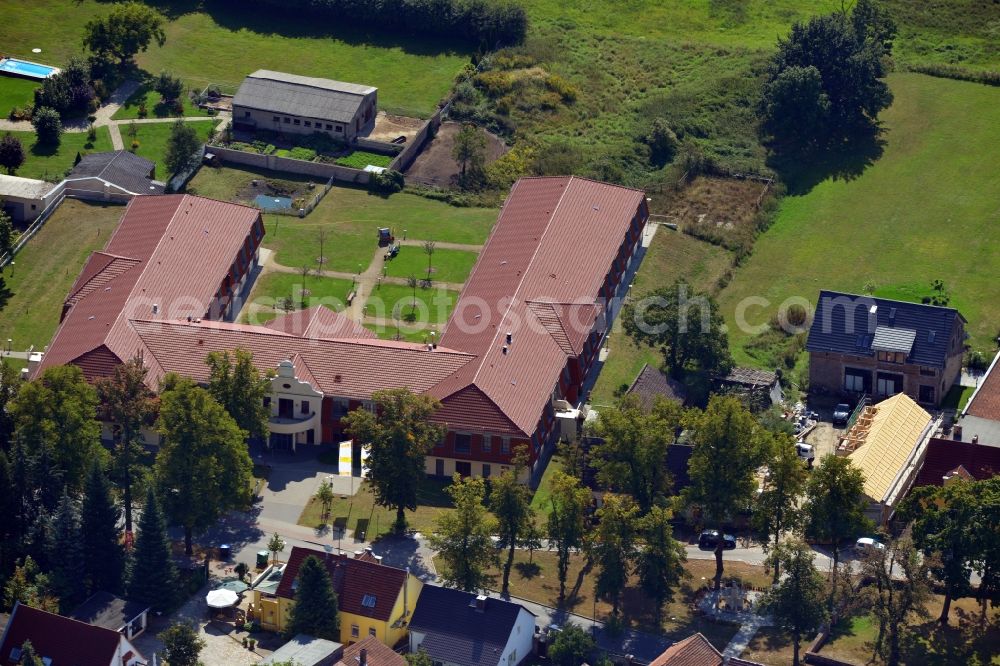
0,57,59,79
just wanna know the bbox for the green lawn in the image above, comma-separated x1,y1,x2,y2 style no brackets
0,76,38,116
335,150,394,169
719,74,1000,364
589,229,732,405
298,478,458,540
248,271,355,318
941,384,976,412
384,247,478,284
5,126,113,181
0,0,469,118
363,322,437,344
0,200,124,350
187,166,496,272
122,119,218,175
365,282,457,325
111,84,213,120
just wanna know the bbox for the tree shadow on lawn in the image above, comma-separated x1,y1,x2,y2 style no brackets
514,561,541,580
29,141,60,158
899,611,1000,666
767,123,888,196
200,0,476,58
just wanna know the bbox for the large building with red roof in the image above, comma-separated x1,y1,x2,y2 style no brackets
35,177,648,480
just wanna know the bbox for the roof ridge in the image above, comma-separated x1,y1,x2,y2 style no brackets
819,289,960,313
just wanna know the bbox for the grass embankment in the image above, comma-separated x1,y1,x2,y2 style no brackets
0,0,468,117
0,200,124,350
4,126,113,181
718,74,1000,363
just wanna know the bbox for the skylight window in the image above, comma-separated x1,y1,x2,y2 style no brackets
362,593,377,608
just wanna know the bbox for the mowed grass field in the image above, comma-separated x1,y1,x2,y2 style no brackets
4,126,114,181
187,165,496,273
718,74,1000,362
383,246,478,284
0,0,468,117
0,77,38,116
123,119,218,174
0,200,124,351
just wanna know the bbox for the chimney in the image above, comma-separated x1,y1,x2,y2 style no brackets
972,434,979,445
505,331,512,345
953,424,963,441
359,649,367,666
475,594,487,612
152,303,159,315
502,345,508,355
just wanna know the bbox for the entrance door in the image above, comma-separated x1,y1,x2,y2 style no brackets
876,372,903,396
455,461,472,477
435,459,444,476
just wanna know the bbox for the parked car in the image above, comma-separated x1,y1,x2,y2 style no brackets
855,537,886,555
699,530,737,550
796,441,815,466
377,227,394,246
832,403,852,426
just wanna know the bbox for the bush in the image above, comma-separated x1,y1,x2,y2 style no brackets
645,117,678,166
967,350,989,373
474,71,514,98
0,133,26,175
544,74,577,103
31,107,63,146
165,119,201,175
155,71,184,102
137,101,148,118
548,625,595,666
368,169,404,194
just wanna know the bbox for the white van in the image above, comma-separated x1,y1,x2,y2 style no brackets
796,442,815,466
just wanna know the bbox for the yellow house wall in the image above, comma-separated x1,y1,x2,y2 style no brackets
255,575,423,648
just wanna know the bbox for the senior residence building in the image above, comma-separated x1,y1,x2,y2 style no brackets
806,290,966,407
233,70,378,140
34,177,648,482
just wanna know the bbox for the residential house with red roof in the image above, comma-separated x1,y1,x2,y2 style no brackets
647,632,723,666
33,177,648,476
0,602,146,666
252,546,422,648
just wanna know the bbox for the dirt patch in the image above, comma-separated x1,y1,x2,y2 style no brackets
654,175,772,252
367,111,424,143
234,176,314,208
405,121,508,188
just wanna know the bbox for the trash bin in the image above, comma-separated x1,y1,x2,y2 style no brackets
256,550,269,569
218,544,231,560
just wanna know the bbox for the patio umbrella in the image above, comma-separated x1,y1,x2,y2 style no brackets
206,588,239,609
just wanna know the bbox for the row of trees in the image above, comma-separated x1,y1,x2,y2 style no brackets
1,348,271,615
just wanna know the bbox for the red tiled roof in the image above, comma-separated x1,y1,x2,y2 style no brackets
912,438,1000,488
265,306,375,340
648,633,722,666
336,636,406,666
966,352,1000,421
0,603,133,666
130,319,474,398
276,546,408,622
439,177,644,435
37,195,263,380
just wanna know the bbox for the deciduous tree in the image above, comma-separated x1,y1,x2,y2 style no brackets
488,463,535,597
12,365,105,493
0,135,25,175
81,462,124,595
158,621,205,666
286,555,340,640
314,479,335,522
752,432,808,582
590,395,681,513
452,123,487,188
267,532,286,565
803,454,870,611
96,357,154,533
682,395,765,591
761,541,828,666
859,535,932,666
546,471,590,600
900,478,980,625
164,119,200,175
548,624,595,666
154,71,184,103
342,388,444,533
3,557,58,613
636,506,686,625
0,360,21,451
31,107,63,147
206,349,271,443
592,493,638,618
430,475,497,592
83,1,166,67
128,487,177,612
154,376,252,554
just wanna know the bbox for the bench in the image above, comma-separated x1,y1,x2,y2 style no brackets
346,291,356,305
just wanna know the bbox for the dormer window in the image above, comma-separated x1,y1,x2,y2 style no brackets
362,593,377,607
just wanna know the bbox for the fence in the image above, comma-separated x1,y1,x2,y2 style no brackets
209,145,372,186
268,174,338,217
390,104,447,173
0,192,65,269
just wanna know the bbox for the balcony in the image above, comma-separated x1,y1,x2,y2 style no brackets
268,411,319,435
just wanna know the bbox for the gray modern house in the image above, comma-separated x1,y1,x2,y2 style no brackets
232,70,377,140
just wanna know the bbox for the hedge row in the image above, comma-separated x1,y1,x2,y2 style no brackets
235,0,527,46
906,63,1000,87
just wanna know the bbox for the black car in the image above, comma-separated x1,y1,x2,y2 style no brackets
698,530,737,550
832,403,852,426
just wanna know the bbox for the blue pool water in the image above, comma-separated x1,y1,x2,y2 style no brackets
0,58,58,79
255,194,292,211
